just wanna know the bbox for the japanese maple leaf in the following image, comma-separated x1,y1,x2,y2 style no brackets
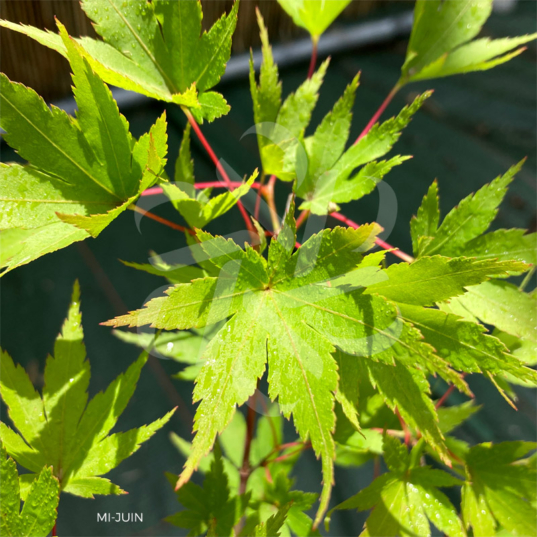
249,13,427,214
327,435,465,537
0,282,175,499
0,0,240,121
104,203,479,524
0,23,167,274
462,441,537,537
1,445,59,537
408,162,537,390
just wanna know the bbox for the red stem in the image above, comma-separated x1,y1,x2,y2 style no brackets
131,205,195,235
307,37,319,79
52,522,57,537
196,181,262,190
140,186,165,196
435,384,457,409
264,175,281,234
295,210,310,230
141,182,263,197
257,440,310,470
183,108,254,232
132,204,300,248
435,373,467,410
355,83,401,144
277,441,305,451
371,428,405,437
330,211,414,263
272,443,311,463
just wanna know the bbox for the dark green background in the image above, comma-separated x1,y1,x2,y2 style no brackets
1,2,536,535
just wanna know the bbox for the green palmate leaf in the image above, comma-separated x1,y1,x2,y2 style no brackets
403,0,492,79
415,161,523,258
334,426,384,468
250,17,329,182
160,125,258,227
299,74,359,197
334,350,360,431
355,357,448,458
303,156,409,216
0,282,175,499
121,253,208,284
411,164,537,265
277,0,352,39
0,24,167,274
161,176,256,229
1,0,240,120
413,34,537,82
495,330,537,387
258,472,320,537
400,0,536,84
249,10,281,128
169,432,241,492
114,329,210,365
166,444,249,537
0,445,59,537
104,217,467,524
463,229,537,266
436,401,480,434
250,11,415,206
299,92,430,215
169,406,290,499
364,255,529,307
175,122,195,191
398,304,537,383
253,504,291,537
463,441,537,537
446,280,537,345
410,168,537,389
461,482,496,537
410,181,440,258
364,252,536,387
264,57,329,182
328,436,464,537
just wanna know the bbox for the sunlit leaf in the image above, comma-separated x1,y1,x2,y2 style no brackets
0,24,167,274
0,282,175,498
0,444,59,537
1,0,240,120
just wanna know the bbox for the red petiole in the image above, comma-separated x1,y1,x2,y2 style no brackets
355,82,401,143
141,182,264,197
330,211,414,262
183,108,255,233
